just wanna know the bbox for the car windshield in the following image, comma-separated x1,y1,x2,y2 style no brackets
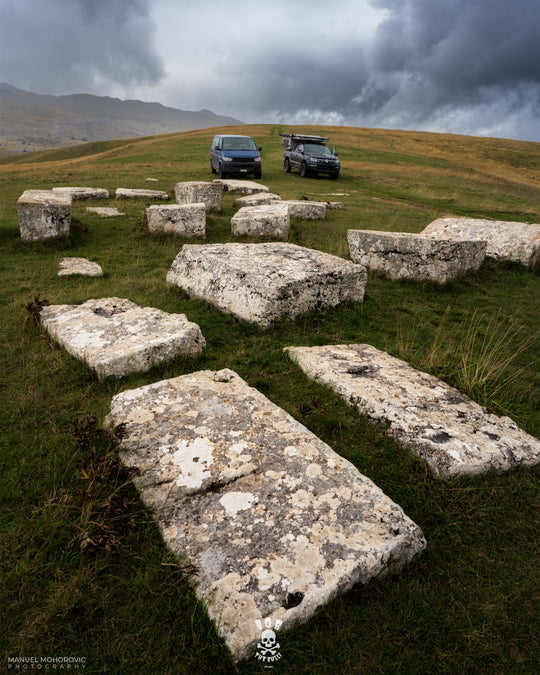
304,143,332,155
222,137,257,151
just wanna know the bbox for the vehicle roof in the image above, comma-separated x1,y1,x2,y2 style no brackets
279,132,330,142
213,134,255,139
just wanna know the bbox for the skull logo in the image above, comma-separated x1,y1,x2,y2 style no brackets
258,629,279,655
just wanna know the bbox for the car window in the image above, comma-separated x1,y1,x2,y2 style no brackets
304,143,331,155
222,137,257,151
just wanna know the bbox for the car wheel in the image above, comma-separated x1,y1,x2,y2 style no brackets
284,158,291,173
329,171,339,180
254,169,262,179
300,162,309,178
211,161,216,174
218,163,225,178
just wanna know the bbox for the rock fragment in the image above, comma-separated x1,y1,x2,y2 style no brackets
284,200,327,219
57,257,103,277
234,192,282,207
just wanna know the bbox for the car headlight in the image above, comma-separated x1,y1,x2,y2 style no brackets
309,158,318,165
223,156,233,162
254,157,261,162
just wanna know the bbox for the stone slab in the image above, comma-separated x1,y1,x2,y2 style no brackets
18,189,71,241
347,229,487,283
52,187,109,200
146,203,206,237
284,200,327,219
231,204,290,240
421,217,540,267
104,368,426,662
86,207,125,217
40,297,205,379
234,192,282,207
175,181,222,211
285,344,540,478
116,188,169,199
166,243,367,327
214,179,269,194
57,257,103,277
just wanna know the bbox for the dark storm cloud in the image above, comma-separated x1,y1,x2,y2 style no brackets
0,0,165,95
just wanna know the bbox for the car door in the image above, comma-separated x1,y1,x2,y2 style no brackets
291,143,304,170
210,136,221,171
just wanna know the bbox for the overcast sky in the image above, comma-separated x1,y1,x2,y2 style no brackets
1,0,539,141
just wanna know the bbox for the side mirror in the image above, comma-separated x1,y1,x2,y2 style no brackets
258,146,263,152
332,146,338,156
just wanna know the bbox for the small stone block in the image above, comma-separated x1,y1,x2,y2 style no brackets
175,181,222,211
18,189,71,242
166,242,367,327
213,179,269,194
104,369,426,662
52,187,109,200
146,203,206,237
421,217,540,267
234,192,282,207
58,257,103,277
347,229,486,282
285,344,540,477
285,200,327,219
231,204,290,240
86,207,125,217
116,188,169,199
40,297,205,379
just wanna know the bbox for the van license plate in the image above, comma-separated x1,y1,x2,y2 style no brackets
240,169,247,172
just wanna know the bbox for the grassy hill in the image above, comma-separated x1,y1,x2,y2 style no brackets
1,124,539,673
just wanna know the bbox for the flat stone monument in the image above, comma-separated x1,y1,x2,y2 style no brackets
86,207,125,217
52,187,109,200
421,217,540,267
231,204,290,240
166,242,367,327
175,181,222,211
234,193,282,207
285,200,327,219
214,179,269,194
57,257,103,277
104,368,426,662
40,297,205,379
116,188,169,200
285,344,540,478
18,189,71,242
146,204,206,237
347,229,486,283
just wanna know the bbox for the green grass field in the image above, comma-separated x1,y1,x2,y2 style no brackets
1,124,539,674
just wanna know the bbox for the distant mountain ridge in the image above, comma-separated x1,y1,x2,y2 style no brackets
0,83,243,154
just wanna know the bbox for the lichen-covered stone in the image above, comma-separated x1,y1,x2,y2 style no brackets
166,242,367,327
285,200,327,219
40,297,205,379
116,188,169,199
18,189,72,241
421,217,540,267
175,181,222,211
57,257,103,277
214,179,269,194
52,187,109,200
104,369,426,662
347,229,486,282
86,207,125,217
231,204,290,240
234,193,282,207
285,344,540,477
146,203,206,237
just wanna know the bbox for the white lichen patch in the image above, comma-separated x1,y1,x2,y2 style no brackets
219,491,257,516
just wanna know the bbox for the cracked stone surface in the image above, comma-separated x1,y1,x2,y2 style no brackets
52,187,109,200
86,207,125,217
285,344,540,477
40,297,205,379
421,217,540,267
213,179,269,194
146,203,206,237
234,192,282,207
347,229,487,282
57,257,103,277
231,204,290,240
18,190,71,241
116,188,169,199
166,242,367,327
285,200,327,219
175,181,222,211
104,368,426,662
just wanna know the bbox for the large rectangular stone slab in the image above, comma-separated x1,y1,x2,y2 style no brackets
116,188,169,199
146,203,206,237
231,204,290,240
52,187,109,200
347,229,486,282
18,189,72,241
175,181,222,211
421,217,540,267
285,200,327,219
285,344,540,477
214,179,269,194
40,297,205,379
104,369,426,662
166,242,367,327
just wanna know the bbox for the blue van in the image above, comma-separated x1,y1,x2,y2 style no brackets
210,134,262,178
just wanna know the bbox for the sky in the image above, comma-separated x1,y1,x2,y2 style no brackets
0,0,539,142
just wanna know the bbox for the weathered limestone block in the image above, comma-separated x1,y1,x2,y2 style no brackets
52,187,109,200
347,229,487,283
285,200,327,219
327,201,344,209
18,189,71,242
234,192,282,207
285,344,540,478
421,217,540,267
175,181,222,211
116,188,169,199
146,203,206,237
40,297,205,379
86,207,125,217
166,242,367,327
231,204,290,240
214,179,269,194
104,368,426,662
57,257,103,277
